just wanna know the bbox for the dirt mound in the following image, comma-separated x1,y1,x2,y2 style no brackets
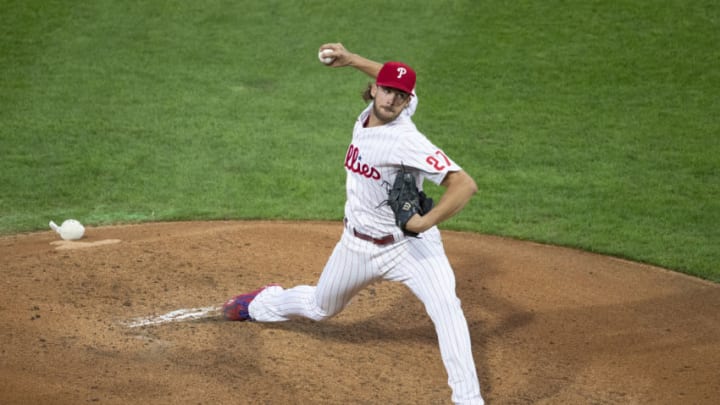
1,221,718,404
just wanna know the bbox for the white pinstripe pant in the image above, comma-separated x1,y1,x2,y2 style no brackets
250,227,484,405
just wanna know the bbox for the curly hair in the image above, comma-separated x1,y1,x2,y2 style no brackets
362,83,373,103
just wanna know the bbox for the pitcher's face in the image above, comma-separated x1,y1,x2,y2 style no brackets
370,85,411,124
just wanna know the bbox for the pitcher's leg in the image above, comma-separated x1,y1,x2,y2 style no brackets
397,238,483,405
248,284,320,322
250,233,377,322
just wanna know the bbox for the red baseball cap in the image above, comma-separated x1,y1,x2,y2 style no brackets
376,61,416,94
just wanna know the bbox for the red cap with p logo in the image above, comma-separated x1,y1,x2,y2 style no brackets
376,61,416,94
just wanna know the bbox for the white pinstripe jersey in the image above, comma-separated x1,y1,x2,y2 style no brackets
343,93,462,238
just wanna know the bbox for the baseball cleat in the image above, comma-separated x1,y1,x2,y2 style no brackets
222,284,280,321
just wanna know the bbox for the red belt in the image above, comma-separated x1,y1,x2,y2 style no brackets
344,218,396,246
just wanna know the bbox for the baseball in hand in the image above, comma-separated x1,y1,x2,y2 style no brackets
318,49,335,65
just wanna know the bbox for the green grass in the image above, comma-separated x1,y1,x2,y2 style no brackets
1,0,718,281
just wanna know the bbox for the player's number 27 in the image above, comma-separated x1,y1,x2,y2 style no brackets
427,150,451,171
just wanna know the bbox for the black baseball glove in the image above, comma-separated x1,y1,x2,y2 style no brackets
387,168,434,237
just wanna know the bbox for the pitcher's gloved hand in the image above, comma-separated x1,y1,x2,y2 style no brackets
387,168,434,237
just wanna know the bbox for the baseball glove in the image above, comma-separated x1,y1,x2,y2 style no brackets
387,168,434,237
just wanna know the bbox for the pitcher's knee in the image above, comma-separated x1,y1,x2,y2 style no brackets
308,308,333,322
425,295,463,320
308,300,343,322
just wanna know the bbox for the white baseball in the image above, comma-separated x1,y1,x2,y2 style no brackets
318,49,335,65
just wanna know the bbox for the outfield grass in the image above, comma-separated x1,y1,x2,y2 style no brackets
1,0,718,281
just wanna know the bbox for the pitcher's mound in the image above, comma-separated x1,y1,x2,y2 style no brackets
1,221,718,404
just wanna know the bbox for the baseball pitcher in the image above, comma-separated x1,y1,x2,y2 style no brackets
223,43,484,405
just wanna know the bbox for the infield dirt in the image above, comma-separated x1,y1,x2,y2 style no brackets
1,221,718,404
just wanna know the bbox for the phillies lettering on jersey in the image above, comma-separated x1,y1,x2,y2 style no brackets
345,144,381,180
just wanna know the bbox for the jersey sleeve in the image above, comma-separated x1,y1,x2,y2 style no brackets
394,130,462,186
